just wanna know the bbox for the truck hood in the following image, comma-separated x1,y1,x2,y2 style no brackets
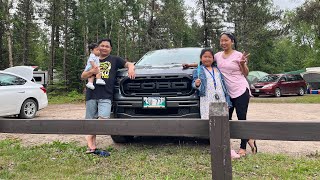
117,65,196,77
4,66,35,80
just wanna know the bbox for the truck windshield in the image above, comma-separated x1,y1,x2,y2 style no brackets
136,48,202,66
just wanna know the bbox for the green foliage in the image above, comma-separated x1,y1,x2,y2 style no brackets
48,90,85,104
0,139,319,179
0,0,319,92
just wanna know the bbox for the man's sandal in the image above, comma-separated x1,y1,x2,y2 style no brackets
86,149,110,157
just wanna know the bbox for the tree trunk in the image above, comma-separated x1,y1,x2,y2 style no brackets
0,1,4,69
49,0,56,84
108,16,113,38
4,0,14,67
124,21,127,58
0,26,3,69
63,0,69,87
6,30,13,67
117,27,120,56
202,0,208,47
22,0,32,65
145,0,155,51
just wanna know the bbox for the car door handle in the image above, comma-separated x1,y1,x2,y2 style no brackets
18,91,25,93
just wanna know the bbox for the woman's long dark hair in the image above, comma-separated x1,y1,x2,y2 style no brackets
199,48,217,66
220,32,237,50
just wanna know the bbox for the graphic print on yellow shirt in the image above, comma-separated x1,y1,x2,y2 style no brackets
100,61,112,79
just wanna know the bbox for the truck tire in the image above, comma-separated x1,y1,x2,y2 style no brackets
111,135,134,143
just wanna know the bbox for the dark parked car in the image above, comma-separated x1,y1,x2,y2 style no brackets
112,48,202,142
250,74,307,97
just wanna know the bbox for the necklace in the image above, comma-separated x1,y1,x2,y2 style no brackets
204,66,220,100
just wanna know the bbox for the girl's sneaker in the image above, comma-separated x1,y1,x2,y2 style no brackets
231,150,240,159
86,82,95,90
96,79,106,85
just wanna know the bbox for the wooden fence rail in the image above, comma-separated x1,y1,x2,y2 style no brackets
1,102,320,180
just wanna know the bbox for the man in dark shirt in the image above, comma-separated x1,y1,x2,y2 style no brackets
81,38,135,156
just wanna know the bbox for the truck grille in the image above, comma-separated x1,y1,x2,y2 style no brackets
120,75,194,97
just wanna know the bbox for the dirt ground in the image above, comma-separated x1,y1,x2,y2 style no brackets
1,103,320,156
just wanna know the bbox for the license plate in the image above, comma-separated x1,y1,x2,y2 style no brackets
143,97,166,109
255,89,260,92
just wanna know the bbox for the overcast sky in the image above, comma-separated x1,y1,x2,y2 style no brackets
184,0,305,10
273,0,304,9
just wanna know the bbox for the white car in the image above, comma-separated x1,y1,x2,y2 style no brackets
0,66,48,119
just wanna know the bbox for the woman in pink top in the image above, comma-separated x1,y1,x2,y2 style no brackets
215,32,256,157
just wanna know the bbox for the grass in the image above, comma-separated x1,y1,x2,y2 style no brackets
48,91,85,104
250,94,320,104
0,139,319,179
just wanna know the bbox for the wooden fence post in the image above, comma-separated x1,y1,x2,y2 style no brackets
209,102,232,180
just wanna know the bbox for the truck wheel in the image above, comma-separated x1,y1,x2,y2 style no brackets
111,135,134,143
19,99,37,119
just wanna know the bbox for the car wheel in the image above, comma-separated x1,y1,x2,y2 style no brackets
275,88,281,97
19,99,38,119
253,94,259,97
298,87,305,96
111,135,134,143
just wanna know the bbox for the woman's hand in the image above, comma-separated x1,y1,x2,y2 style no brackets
240,51,250,66
195,79,201,87
239,51,250,76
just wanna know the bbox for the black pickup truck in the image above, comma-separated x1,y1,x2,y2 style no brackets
112,48,202,142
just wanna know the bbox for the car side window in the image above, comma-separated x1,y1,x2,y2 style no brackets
279,76,287,82
287,75,295,81
0,73,26,86
294,75,303,81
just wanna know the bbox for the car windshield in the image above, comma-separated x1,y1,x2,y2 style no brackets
135,48,202,66
258,75,280,82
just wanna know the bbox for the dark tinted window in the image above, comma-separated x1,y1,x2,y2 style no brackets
0,73,26,86
136,48,202,66
34,77,42,81
287,75,295,81
294,75,303,81
279,76,287,81
258,75,280,82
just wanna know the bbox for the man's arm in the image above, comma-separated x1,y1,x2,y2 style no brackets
182,63,198,69
124,62,135,79
81,66,99,80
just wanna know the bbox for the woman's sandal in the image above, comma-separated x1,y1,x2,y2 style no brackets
86,148,110,157
248,139,258,154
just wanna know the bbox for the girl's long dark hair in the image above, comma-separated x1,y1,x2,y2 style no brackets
220,32,237,50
